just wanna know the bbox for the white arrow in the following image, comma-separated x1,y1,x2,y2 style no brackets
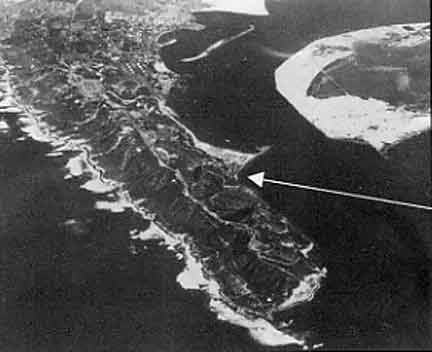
247,172,432,211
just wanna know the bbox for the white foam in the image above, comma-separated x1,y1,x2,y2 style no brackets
214,302,305,346
130,222,167,242
0,105,21,113
80,178,116,193
65,154,88,178
0,120,9,132
176,242,306,347
95,198,132,213
278,270,327,311
300,242,314,258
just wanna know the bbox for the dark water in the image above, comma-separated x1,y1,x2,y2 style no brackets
0,2,430,349
0,114,280,352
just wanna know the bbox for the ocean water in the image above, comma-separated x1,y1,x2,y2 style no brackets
0,1,430,350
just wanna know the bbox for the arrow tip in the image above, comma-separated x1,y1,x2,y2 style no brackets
248,172,265,188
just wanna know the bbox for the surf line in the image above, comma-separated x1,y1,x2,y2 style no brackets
248,172,432,211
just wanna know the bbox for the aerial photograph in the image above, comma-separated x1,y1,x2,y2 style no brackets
0,0,430,350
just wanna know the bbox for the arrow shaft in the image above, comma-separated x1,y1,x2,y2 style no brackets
264,178,432,211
